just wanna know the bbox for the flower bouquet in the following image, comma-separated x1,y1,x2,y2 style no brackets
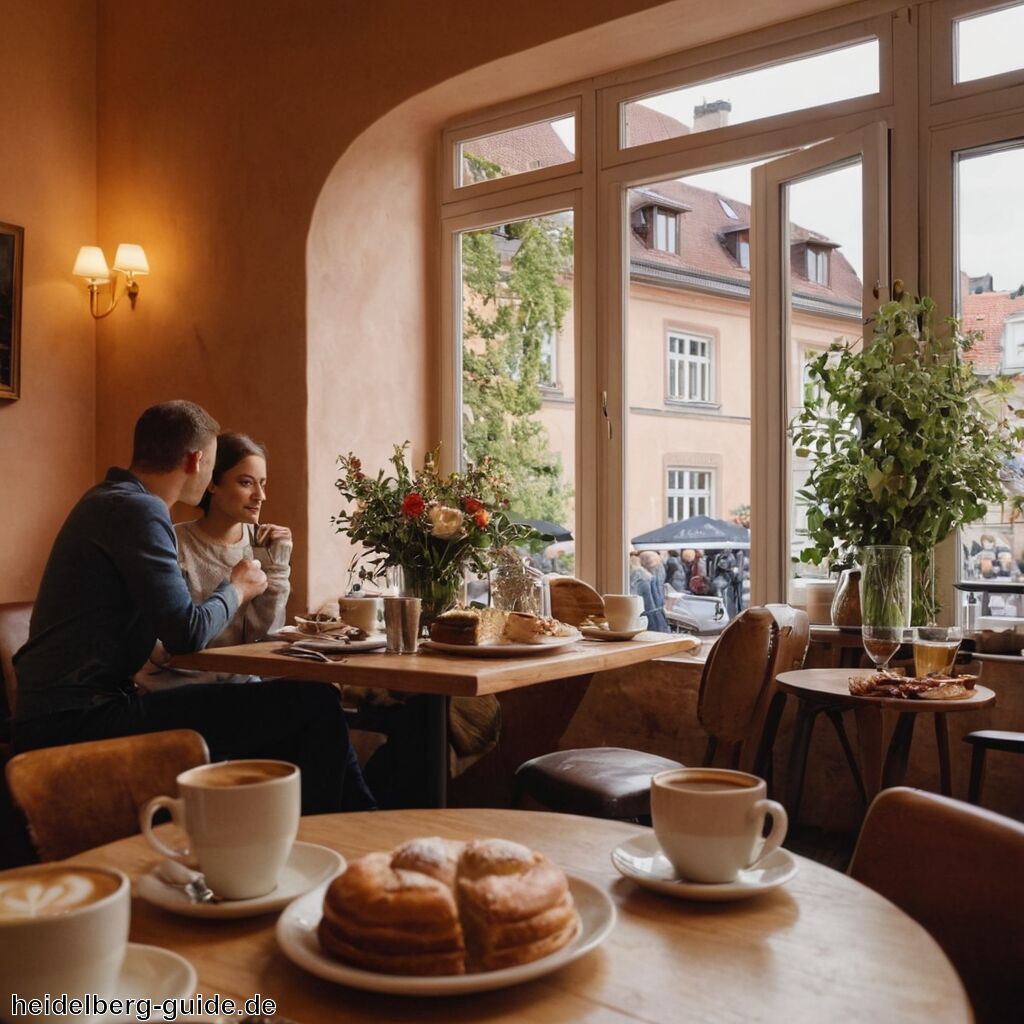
333,443,539,625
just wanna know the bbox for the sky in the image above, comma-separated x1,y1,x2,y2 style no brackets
550,14,1024,295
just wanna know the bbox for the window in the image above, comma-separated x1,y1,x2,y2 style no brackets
455,115,576,188
955,3,1024,84
805,246,830,285
540,327,558,387
621,38,880,148
1004,315,1024,371
667,469,713,521
667,332,713,403
654,209,678,253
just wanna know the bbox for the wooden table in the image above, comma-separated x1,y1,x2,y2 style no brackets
172,635,696,806
777,668,996,816
70,809,970,1024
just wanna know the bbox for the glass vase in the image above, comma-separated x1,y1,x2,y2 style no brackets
859,545,912,628
400,566,463,633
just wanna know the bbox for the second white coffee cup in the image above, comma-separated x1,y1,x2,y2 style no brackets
140,759,300,900
339,596,382,633
603,593,644,631
650,767,788,884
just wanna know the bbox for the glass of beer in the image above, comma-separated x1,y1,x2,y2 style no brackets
913,625,962,677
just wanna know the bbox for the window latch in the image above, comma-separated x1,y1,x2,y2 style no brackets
601,390,612,440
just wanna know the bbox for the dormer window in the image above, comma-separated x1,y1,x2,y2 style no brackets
722,227,750,269
654,208,678,253
806,245,830,285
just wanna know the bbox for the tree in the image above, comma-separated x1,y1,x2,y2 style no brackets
461,217,575,524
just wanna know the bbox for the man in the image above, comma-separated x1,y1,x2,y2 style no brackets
13,400,359,814
638,551,670,633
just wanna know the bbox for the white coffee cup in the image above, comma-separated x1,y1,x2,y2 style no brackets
140,759,300,900
603,593,644,631
651,768,788,884
0,864,130,1023
339,596,382,633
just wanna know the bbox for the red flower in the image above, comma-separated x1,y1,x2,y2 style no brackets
401,493,425,517
473,509,490,529
462,496,484,514
354,471,365,482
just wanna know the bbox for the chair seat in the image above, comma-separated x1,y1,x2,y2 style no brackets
963,730,1024,754
515,747,683,819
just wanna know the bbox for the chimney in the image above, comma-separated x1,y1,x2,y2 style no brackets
693,99,732,132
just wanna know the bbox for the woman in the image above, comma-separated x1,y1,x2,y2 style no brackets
137,432,375,809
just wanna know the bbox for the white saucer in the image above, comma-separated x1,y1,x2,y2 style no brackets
580,625,646,641
276,873,615,996
138,841,345,918
98,943,196,1020
611,831,798,901
423,631,580,657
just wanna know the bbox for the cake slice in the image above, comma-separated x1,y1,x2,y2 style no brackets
430,608,507,646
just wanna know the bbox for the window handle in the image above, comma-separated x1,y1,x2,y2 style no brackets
601,390,612,440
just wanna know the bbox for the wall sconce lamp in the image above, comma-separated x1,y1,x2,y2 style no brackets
72,244,149,319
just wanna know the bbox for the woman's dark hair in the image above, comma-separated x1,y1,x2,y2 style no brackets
198,432,268,513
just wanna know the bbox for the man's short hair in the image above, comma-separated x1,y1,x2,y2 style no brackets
131,401,220,472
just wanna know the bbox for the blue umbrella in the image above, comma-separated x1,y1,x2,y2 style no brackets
631,514,750,551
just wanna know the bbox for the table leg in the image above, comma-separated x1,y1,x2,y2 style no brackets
853,705,883,801
783,697,817,823
424,694,450,809
934,713,952,796
881,712,916,789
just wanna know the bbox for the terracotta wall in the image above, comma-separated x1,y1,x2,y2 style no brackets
90,0,847,610
0,1,96,602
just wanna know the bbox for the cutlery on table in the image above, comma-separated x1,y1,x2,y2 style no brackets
154,858,222,903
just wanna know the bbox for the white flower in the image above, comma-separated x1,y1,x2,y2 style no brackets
428,504,465,540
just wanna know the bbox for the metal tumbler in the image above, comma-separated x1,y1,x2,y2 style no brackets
384,596,421,654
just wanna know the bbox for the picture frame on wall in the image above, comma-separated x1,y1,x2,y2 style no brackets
0,221,24,401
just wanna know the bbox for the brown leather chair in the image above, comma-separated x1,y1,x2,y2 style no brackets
513,606,787,819
6,729,210,861
848,787,1024,1023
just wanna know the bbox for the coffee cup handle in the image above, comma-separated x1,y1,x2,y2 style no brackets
748,798,788,868
139,795,190,861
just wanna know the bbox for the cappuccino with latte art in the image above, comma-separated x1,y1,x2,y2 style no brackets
0,866,120,919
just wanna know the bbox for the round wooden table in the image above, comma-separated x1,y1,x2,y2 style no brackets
777,668,996,813
69,809,970,1023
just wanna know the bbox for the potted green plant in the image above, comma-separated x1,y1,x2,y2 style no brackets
791,293,1023,625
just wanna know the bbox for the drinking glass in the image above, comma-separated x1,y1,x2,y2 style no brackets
862,624,903,671
913,625,963,677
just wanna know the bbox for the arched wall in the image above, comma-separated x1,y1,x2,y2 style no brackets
306,0,851,606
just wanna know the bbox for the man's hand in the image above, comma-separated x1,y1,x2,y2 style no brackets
230,558,268,603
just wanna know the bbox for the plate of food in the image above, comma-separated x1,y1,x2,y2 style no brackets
847,670,980,701
423,608,581,657
275,836,615,996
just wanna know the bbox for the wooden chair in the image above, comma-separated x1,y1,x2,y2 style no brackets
6,730,210,861
848,787,1024,1023
513,606,792,819
963,729,1024,805
548,577,604,626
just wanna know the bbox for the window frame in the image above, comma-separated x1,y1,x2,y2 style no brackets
666,329,715,405
666,467,715,522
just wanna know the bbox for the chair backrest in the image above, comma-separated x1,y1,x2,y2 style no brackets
849,787,1024,1024
0,601,32,720
6,729,210,861
697,607,776,761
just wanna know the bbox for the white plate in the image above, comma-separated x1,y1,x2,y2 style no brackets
270,628,386,653
98,943,196,1020
423,631,581,658
611,832,798,902
138,842,345,918
580,625,647,641
276,872,615,996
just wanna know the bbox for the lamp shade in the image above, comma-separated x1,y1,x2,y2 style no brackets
112,244,149,276
72,246,110,281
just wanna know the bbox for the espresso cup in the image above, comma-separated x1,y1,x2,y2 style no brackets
339,596,382,633
0,864,130,1023
603,593,644,631
140,759,300,900
651,768,788,884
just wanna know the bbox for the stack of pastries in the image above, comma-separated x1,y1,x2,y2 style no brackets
318,837,579,975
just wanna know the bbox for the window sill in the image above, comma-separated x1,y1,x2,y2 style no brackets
664,399,721,413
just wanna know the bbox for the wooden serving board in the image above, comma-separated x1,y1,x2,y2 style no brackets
549,577,605,626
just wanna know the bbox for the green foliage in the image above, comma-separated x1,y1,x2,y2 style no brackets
791,294,1024,623
462,151,503,184
461,219,574,523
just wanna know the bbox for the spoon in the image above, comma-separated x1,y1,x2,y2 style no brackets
155,859,222,903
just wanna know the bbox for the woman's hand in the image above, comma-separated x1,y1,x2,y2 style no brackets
256,523,291,545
